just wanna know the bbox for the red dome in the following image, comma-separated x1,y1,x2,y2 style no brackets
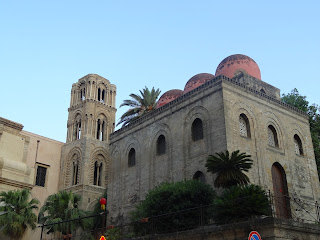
215,54,261,80
184,73,214,93
156,89,183,108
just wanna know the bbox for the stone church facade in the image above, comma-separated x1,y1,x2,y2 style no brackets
105,54,320,223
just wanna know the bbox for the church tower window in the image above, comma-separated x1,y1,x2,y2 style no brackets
128,148,136,167
294,134,303,155
93,161,103,186
268,125,279,148
72,161,79,185
157,135,166,155
239,114,251,138
192,118,203,141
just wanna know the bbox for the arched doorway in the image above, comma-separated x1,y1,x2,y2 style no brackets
193,171,206,183
271,163,291,219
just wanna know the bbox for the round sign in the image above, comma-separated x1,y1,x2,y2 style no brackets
248,231,262,240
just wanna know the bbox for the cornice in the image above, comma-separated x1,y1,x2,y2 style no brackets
0,117,23,131
0,177,33,190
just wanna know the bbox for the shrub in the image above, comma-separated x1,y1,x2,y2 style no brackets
130,180,216,234
212,184,271,224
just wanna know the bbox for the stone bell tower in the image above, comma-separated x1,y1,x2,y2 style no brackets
59,74,116,210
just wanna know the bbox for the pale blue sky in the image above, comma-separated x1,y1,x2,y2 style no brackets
1,1,319,142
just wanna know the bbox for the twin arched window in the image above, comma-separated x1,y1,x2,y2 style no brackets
93,161,103,186
192,118,203,141
157,135,166,155
128,148,136,167
96,118,106,141
98,88,106,103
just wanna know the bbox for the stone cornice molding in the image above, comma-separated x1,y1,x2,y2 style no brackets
0,177,33,190
0,117,23,131
111,74,308,139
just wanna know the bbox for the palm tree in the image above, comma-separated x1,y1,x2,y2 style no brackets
38,190,89,240
117,87,161,127
205,150,253,188
0,189,39,240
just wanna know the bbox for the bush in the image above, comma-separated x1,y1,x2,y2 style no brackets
212,184,271,224
130,180,216,234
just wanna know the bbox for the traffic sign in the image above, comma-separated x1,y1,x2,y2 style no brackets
248,231,262,240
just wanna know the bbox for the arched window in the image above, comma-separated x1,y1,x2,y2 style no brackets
101,90,105,103
77,122,81,139
96,119,105,141
98,88,101,101
192,118,203,141
268,125,279,147
157,135,166,155
72,161,79,185
128,148,136,167
93,161,103,186
193,171,205,183
294,134,303,155
239,114,251,138
260,89,266,94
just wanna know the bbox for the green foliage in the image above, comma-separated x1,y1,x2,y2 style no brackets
105,228,121,240
130,180,216,234
212,184,270,224
282,89,320,177
38,190,90,235
117,86,161,127
205,150,253,188
0,189,39,239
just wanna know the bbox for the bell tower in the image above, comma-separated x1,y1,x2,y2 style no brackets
59,74,116,210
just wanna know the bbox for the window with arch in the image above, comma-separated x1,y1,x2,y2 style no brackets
96,118,106,141
260,89,266,94
72,160,79,185
74,115,82,141
268,125,279,148
193,171,205,183
128,148,136,167
239,114,251,138
294,134,303,155
93,161,103,186
156,135,166,155
192,118,203,141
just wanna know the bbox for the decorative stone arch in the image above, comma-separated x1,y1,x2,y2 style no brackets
263,112,284,149
292,124,306,157
149,123,173,187
184,106,211,142
65,147,82,187
231,102,257,141
124,136,141,168
183,106,211,179
95,113,108,141
90,148,109,187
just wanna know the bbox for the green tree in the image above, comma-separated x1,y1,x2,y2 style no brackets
130,180,216,235
0,189,39,240
282,89,320,176
212,184,270,224
205,150,253,188
117,87,161,127
38,190,89,239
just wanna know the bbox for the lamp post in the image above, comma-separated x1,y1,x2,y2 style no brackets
100,198,107,233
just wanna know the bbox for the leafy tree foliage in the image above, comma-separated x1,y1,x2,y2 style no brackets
0,189,39,239
130,180,216,234
205,150,253,188
282,89,320,176
117,87,161,127
212,184,270,224
38,190,90,238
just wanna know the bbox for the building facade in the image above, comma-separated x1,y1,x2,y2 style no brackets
107,54,320,223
